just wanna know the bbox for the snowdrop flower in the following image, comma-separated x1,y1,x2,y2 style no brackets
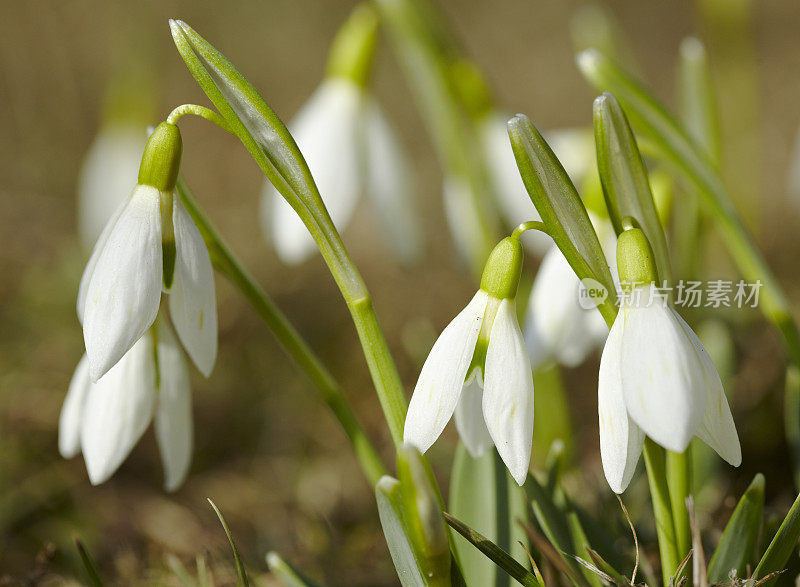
524,215,617,368
77,121,217,382
599,226,740,493
262,5,421,265
479,112,595,255
405,236,534,485
77,123,147,248
59,320,193,491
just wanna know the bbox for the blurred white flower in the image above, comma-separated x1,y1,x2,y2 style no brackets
77,124,147,249
523,216,616,368
262,79,421,265
59,320,193,491
598,283,741,493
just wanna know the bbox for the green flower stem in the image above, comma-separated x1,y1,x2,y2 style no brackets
643,439,680,585
175,177,387,485
166,103,235,134
665,450,691,569
510,221,549,241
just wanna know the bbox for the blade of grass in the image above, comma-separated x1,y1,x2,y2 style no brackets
75,538,104,587
208,499,249,587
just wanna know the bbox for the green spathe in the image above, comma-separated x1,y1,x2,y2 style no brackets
616,226,658,288
138,122,183,192
480,237,523,300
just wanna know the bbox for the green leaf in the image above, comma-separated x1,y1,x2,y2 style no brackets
593,92,672,284
449,444,529,586
266,552,323,587
786,366,800,490
585,548,630,586
507,114,617,325
566,511,603,587
707,473,764,583
376,476,449,587
75,538,104,587
523,473,587,583
208,498,249,587
676,37,720,165
753,491,800,586
443,512,540,587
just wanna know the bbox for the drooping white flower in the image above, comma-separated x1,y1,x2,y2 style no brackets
598,228,740,493
404,237,534,485
77,124,147,249
479,112,595,255
59,320,193,491
77,122,217,381
261,78,421,265
523,216,617,368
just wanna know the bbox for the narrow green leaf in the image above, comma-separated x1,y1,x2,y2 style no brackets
677,37,720,165
165,553,197,587
566,511,603,587
707,473,764,583
585,548,630,586
266,552,323,587
75,538,104,587
593,92,672,283
449,444,529,586
523,473,587,583
786,366,800,490
208,498,249,587
443,512,540,587
753,491,800,586
507,114,617,325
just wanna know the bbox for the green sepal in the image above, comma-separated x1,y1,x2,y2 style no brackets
593,92,672,284
326,3,379,88
507,114,617,323
480,237,523,300
616,226,658,287
707,473,765,583
138,122,182,192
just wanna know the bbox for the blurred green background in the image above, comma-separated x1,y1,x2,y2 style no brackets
1,0,800,583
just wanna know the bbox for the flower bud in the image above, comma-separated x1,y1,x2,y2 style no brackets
480,237,523,299
616,224,658,288
138,122,183,192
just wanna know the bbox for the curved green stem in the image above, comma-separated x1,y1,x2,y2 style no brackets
175,177,387,485
510,221,549,241
166,103,234,134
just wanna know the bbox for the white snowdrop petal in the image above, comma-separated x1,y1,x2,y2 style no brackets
58,355,92,458
77,125,147,249
169,196,217,376
620,295,706,452
404,291,489,454
77,196,130,325
80,333,157,485
267,79,362,264
480,114,549,255
675,313,741,466
362,98,423,265
483,299,534,486
154,321,194,492
454,369,493,457
598,316,644,493
82,185,162,381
